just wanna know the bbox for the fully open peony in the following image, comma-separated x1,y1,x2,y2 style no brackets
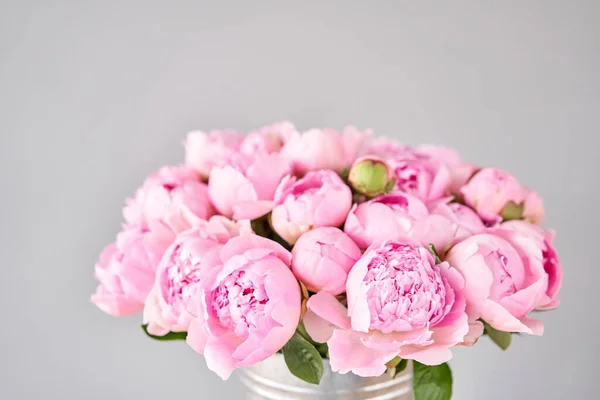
185,236,301,379
304,239,472,376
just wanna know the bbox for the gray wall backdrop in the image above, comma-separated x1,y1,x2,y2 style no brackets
1,1,598,399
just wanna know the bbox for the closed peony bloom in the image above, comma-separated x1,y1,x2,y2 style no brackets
367,137,415,160
304,239,470,376
281,126,372,175
239,121,296,155
291,227,361,295
460,168,545,224
499,220,562,310
185,129,243,177
143,216,247,336
344,193,429,250
208,152,291,220
445,231,548,335
389,156,452,204
185,236,301,380
123,165,216,244
413,202,486,252
91,225,170,316
271,170,353,245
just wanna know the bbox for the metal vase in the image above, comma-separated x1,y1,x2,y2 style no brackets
239,354,413,400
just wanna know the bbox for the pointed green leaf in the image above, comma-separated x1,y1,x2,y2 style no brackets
413,361,453,400
428,244,442,264
282,332,324,385
141,324,187,341
483,322,512,350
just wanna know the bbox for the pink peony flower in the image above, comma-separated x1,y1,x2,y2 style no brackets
445,231,548,335
143,216,248,336
389,156,452,204
281,126,372,175
185,236,301,380
411,201,486,253
460,168,545,224
291,227,361,295
499,220,562,310
91,225,170,316
344,193,429,250
185,129,243,177
271,170,353,245
239,121,296,155
304,239,470,376
123,165,216,244
208,152,291,220
416,145,462,167
367,137,415,160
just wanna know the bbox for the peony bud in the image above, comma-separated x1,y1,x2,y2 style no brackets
348,156,394,197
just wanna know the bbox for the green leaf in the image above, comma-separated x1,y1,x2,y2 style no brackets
413,361,452,400
483,322,512,350
395,358,408,374
340,168,350,180
141,324,187,341
282,332,324,385
428,244,442,264
500,201,524,221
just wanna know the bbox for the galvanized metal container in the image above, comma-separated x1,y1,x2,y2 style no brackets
239,354,413,399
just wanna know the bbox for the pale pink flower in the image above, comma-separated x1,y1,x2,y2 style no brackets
500,220,562,310
367,137,415,160
208,152,291,220
304,239,470,376
291,227,361,295
186,236,301,380
91,225,170,316
123,165,215,244
185,129,243,177
460,168,545,224
240,121,296,155
389,156,452,204
281,126,372,175
271,170,352,245
445,231,548,335
143,217,247,336
344,193,429,250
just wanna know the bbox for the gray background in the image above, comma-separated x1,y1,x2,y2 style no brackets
1,1,598,399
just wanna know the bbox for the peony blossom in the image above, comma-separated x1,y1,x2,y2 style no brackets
91,225,170,316
123,165,215,244
239,121,296,155
143,217,247,336
271,170,353,245
344,193,429,250
460,168,545,225
291,227,361,295
208,152,291,220
367,137,415,160
445,231,548,335
499,220,562,310
409,201,486,254
281,126,372,175
304,239,471,376
185,129,243,177
389,156,452,204
186,236,301,380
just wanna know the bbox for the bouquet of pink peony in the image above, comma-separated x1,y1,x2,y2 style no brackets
91,122,561,399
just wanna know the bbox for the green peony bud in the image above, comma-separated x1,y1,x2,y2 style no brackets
348,156,393,197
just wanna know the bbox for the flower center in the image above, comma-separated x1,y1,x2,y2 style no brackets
211,269,270,339
393,162,426,193
487,250,517,300
165,245,203,306
363,242,447,333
